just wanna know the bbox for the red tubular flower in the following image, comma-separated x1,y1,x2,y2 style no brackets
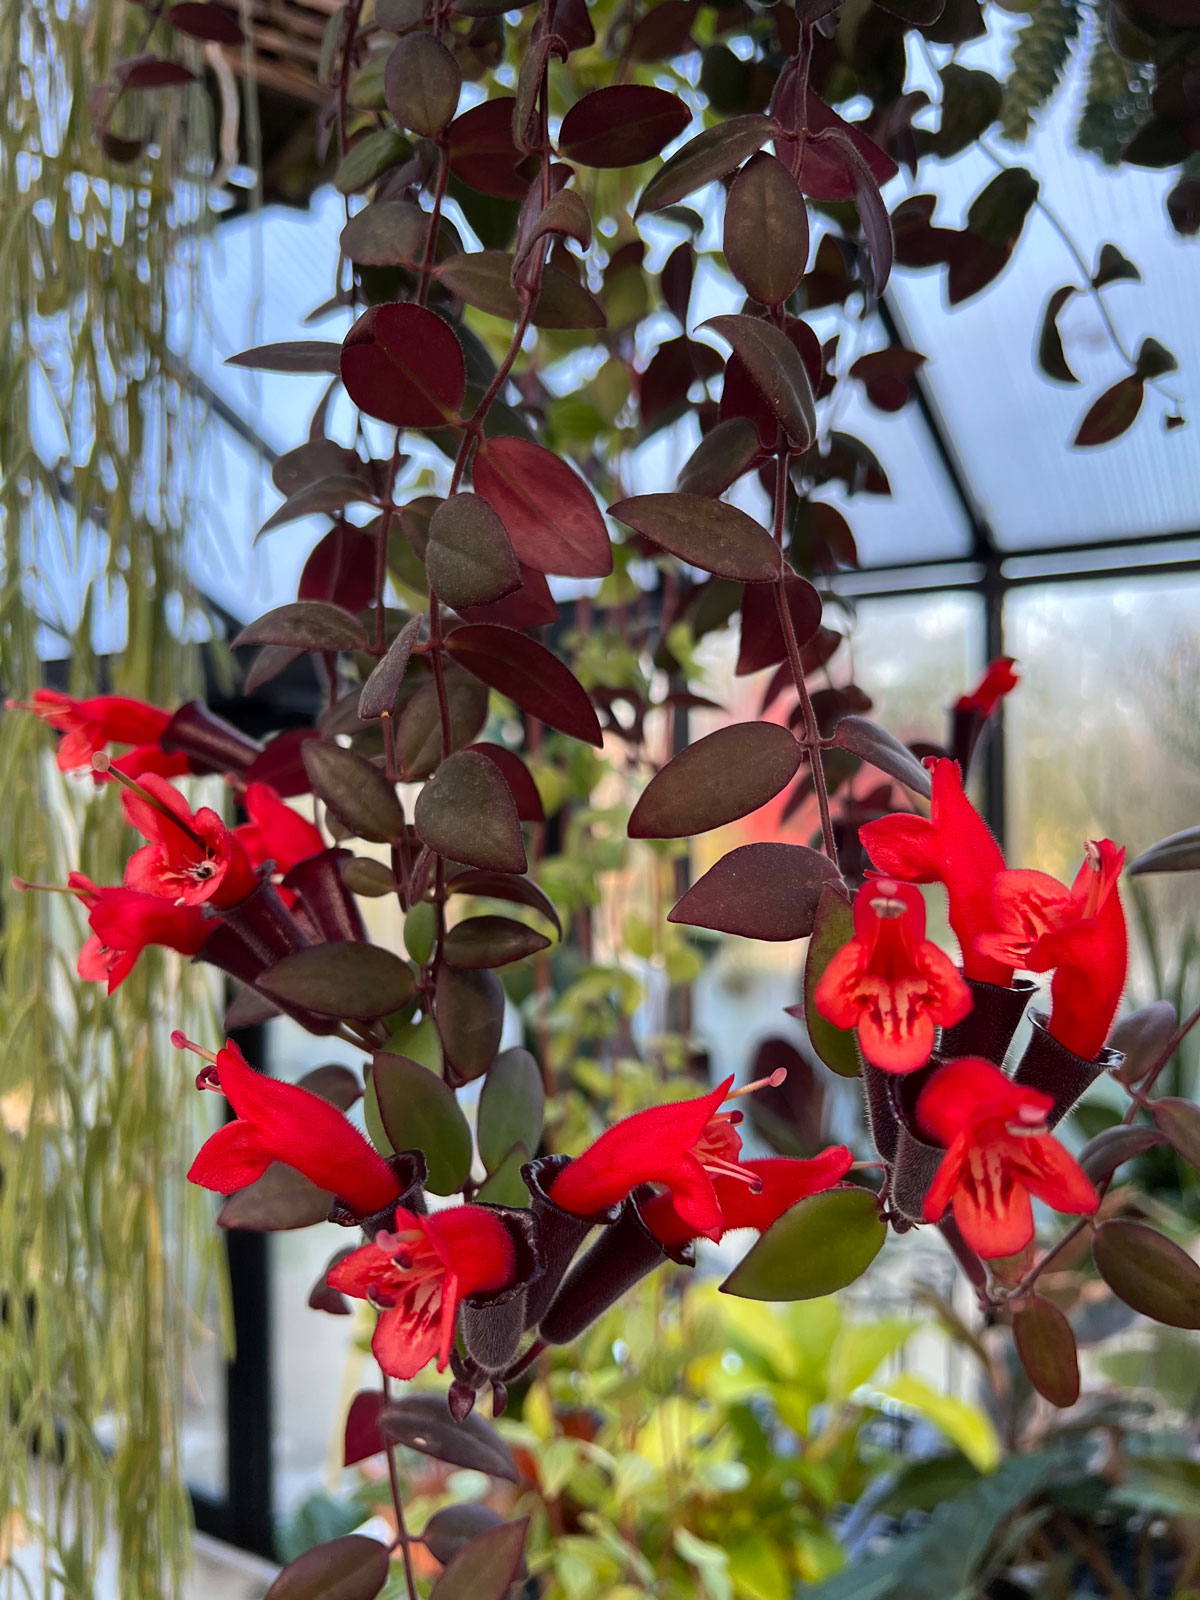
975,840,1127,1060
180,1035,403,1218
547,1077,763,1242
234,782,324,877
122,775,257,909
813,879,972,1074
954,658,1019,717
109,744,191,782
7,689,172,774
860,758,1012,987
918,1057,1098,1258
640,1147,854,1249
67,872,209,993
325,1205,517,1380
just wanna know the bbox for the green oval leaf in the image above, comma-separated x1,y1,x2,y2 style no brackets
435,965,504,1082
371,1051,472,1194
1012,1295,1080,1408
414,748,527,874
384,32,461,135
477,1046,544,1173
1093,1219,1200,1329
426,493,521,610
803,883,860,1078
630,722,801,838
608,492,781,583
264,1536,390,1600
259,945,416,1022
303,739,407,844
720,1187,884,1300
394,665,489,781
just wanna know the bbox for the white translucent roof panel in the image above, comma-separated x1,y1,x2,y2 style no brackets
892,26,1200,551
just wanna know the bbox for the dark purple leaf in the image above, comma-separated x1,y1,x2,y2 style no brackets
629,722,802,838
609,492,780,582
446,624,603,747
669,841,842,941
414,749,527,874
559,85,690,169
341,303,466,429
471,437,611,578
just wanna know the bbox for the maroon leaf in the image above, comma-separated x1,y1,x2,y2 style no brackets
669,841,842,941
1037,286,1079,385
446,97,538,199
736,578,823,676
117,55,196,89
608,493,780,583
465,741,544,822
166,1,243,42
257,476,375,539
723,153,809,308
359,615,423,721
426,493,521,609
422,1506,508,1569
379,1393,519,1479
660,241,694,325
457,563,558,628
558,85,690,169
394,665,489,780
788,93,898,201
702,314,816,451
243,729,322,798
629,723,801,838
300,523,378,613
344,1390,386,1467
445,868,562,937
263,1535,389,1600
443,915,551,968
1152,1098,1200,1169
414,749,527,874
260,944,416,1022
636,114,774,215
446,624,604,746
1109,1001,1179,1086
1093,1220,1200,1328
1073,376,1144,448
217,1162,332,1232
341,303,466,429
232,601,368,654
809,129,893,295
1012,1296,1080,1408
471,438,611,578
226,341,342,374
429,1518,530,1600
303,740,407,844
831,716,931,799
676,418,761,498
1078,1125,1166,1185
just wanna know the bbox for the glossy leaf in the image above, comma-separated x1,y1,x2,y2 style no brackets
723,154,809,308
471,437,611,578
1079,1124,1165,1183
1093,1219,1200,1328
384,32,461,135
358,614,423,720
636,114,773,215
444,916,550,969
629,723,801,838
477,1047,544,1173
429,1517,530,1600
436,965,505,1082
232,601,367,654
1152,1099,1200,1169
1012,1296,1080,1407
263,1536,389,1600
303,740,407,844
446,624,604,746
1037,286,1079,384
720,1187,884,1300
426,493,520,609
260,945,416,1022
379,1394,519,1480
803,884,860,1078
736,577,824,676
414,749,527,874
559,85,690,169
341,303,466,429
1073,376,1145,447
372,1051,472,1195
608,493,780,582
669,842,842,941
445,868,562,937
702,314,816,450
832,716,931,799
1128,827,1200,875
226,341,342,374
